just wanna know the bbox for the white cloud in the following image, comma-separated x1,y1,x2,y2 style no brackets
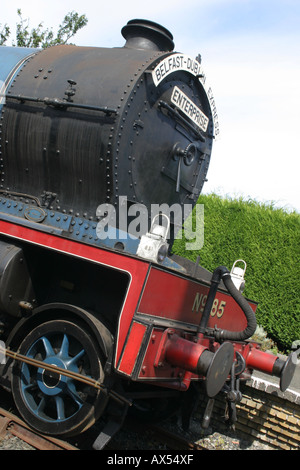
196,31,300,212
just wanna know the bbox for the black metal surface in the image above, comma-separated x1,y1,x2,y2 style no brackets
92,401,129,450
280,350,298,392
1,21,214,239
204,343,234,398
0,241,35,317
8,93,117,114
122,19,174,51
202,397,215,429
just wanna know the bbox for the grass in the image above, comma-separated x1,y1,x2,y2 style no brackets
173,194,300,352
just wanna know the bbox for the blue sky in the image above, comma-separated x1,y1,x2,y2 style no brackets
197,0,299,36
1,0,300,212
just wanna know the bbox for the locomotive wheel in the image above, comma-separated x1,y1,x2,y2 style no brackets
12,319,108,437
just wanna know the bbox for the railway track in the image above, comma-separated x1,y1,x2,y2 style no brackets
0,398,275,451
0,385,275,450
0,411,206,451
0,411,207,450
0,407,78,450
0,390,207,450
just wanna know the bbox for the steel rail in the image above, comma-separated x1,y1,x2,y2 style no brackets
0,407,78,450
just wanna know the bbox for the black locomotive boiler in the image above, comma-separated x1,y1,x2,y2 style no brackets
1,19,214,232
0,20,297,447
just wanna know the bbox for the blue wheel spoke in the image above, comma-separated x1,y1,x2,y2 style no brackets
68,348,85,367
21,363,31,386
19,326,96,428
22,382,36,392
67,382,84,408
58,334,69,359
55,396,66,421
40,336,55,358
36,396,46,414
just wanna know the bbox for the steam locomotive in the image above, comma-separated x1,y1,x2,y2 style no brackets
0,19,297,448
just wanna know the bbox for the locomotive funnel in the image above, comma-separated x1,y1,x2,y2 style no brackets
122,19,175,51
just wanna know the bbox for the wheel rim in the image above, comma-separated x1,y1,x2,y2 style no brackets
12,320,108,436
22,334,88,422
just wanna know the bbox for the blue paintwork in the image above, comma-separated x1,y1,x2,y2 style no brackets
20,333,85,422
0,195,185,271
0,46,38,111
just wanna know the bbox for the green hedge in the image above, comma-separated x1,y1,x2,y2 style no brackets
173,194,300,351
